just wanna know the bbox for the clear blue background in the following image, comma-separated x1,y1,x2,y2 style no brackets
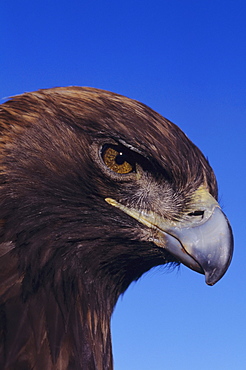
1,1,245,369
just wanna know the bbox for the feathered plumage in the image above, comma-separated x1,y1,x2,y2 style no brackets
0,87,233,369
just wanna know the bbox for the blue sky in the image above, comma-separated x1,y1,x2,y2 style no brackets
1,1,246,369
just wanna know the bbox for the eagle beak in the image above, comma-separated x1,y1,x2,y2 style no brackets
161,205,233,286
105,186,233,286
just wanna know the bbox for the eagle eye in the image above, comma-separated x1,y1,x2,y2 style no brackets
101,144,135,174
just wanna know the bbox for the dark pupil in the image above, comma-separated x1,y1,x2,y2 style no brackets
115,152,127,165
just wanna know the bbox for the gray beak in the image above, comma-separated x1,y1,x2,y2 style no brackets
161,206,233,285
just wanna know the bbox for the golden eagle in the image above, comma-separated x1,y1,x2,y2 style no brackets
0,87,233,369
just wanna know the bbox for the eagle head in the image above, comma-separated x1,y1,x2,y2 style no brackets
0,87,233,369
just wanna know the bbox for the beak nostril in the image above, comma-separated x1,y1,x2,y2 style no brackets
188,210,204,218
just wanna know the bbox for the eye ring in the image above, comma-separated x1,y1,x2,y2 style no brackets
101,144,135,174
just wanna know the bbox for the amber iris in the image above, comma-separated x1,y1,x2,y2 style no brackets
102,146,134,174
